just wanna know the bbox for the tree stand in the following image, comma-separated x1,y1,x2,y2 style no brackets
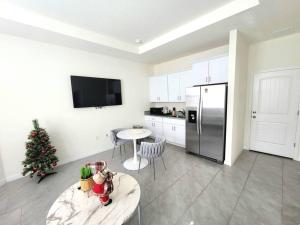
37,172,57,183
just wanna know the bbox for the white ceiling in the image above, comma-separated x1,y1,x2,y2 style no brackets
0,0,299,63
8,0,232,44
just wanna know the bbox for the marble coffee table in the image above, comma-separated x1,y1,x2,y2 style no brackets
46,173,141,225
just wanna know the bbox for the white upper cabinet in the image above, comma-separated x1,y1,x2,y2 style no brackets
209,56,228,84
168,70,194,102
149,56,228,102
167,73,181,102
179,70,194,102
192,56,228,85
192,61,209,85
149,75,168,102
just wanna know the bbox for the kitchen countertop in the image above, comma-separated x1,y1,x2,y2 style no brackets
144,111,186,120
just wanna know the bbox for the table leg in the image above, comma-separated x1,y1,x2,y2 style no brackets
138,205,141,225
133,139,137,162
123,139,148,170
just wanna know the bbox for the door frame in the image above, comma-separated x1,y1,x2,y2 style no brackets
248,67,300,161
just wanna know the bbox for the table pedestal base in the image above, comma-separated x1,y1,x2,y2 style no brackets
123,158,148,171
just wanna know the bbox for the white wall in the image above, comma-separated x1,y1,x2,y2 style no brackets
225,30,249,166
0,151,5,186
244,32,300,151
0,34,152,181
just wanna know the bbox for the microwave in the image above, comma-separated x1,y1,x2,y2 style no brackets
150,107,163,115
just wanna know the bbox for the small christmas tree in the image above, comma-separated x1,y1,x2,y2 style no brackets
22,119,58,182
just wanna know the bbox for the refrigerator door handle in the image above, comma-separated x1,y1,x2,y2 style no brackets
199,98,203,134
196,97,200,134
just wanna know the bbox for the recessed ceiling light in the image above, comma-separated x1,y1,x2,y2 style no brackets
135,39,143,44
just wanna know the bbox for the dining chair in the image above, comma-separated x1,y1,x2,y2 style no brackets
137,136,167,180
110,128,131,162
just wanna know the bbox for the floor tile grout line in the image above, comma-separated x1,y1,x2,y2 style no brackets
225,154,258,225
173,167,222,225
139,168,188,210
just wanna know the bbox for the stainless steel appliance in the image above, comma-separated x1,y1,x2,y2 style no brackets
185,84,227,163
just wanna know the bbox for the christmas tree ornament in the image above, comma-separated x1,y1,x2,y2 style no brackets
22,119,59,183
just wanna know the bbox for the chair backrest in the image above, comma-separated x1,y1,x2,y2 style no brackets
110,128,125,145
140,136,166,158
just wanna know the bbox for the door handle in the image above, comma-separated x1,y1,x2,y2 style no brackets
199,98,203,134
196,99,200,135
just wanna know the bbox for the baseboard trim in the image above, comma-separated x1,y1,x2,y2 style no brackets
0,178,6,187
6,173,24,182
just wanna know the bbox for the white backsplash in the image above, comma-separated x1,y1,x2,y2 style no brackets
150,102,185,112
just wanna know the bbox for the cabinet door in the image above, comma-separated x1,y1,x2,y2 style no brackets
163,123,175,143
192,61,209,85
149,75,169,102
153,122,163,137
174,125,185,146
209,56,228,84
179,70,194,102
168,73,181,102
145,120,155,134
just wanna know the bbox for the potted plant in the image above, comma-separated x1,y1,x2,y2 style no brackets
80,166,93,192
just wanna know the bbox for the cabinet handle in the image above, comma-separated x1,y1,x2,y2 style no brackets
206,77,208,83
174,126,176,131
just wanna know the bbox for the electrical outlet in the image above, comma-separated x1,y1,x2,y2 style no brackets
96,136,99,140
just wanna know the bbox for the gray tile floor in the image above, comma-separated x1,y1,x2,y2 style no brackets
0,144,300,225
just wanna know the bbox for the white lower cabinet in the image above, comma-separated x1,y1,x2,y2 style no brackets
145,116,185,147
145,116,163,136
163,118,185,147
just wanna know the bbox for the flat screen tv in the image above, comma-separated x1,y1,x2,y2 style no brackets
70,75,122,108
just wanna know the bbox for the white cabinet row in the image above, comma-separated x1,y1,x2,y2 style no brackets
144,116,185,147
149,55,228,102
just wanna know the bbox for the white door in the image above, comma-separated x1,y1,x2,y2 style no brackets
192,61,209,85
250,69,300,158
168,73,181,102
209,56,228,84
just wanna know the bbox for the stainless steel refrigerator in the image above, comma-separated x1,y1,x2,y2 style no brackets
185,84,227,163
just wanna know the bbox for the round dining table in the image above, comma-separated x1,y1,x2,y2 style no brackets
117,128,152,170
